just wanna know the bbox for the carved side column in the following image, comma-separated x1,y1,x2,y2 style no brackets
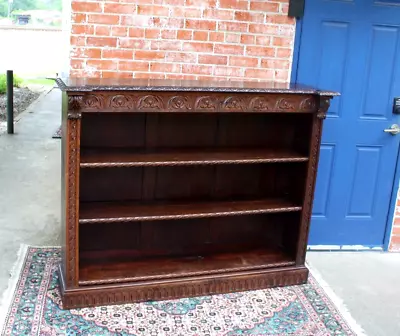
61,93,82,288
296,96,331,265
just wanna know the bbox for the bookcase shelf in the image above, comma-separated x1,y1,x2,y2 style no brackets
57,78,336,309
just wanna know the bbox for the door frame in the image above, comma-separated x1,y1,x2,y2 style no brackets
291,17,399,251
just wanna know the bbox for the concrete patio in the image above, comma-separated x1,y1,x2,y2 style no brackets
0,89,399,336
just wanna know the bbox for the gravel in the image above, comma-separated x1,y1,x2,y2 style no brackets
0,87,41,121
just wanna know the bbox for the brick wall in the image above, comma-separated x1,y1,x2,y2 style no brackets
69,0,295,81
389,189,400,251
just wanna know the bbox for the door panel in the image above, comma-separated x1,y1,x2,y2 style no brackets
298,0,400,246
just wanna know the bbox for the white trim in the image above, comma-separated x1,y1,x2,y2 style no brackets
0,244,29,334
308,245,383,251
307,262,368,336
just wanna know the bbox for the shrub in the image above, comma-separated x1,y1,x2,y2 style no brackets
0,74,23,94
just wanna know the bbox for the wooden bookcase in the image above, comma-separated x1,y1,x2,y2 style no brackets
56,78,337,309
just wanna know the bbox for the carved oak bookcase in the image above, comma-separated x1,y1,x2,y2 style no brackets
56,78,337,309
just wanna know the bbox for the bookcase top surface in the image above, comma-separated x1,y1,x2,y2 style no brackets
56,78,339,96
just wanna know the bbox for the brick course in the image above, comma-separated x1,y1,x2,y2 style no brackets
69,0,295,81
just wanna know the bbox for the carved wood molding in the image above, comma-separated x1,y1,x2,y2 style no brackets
297,115,323,264
66,118,80,286
68,92,319,113
60,267,308,309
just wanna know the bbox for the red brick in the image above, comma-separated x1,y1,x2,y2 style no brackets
88,14,119,25
390,235,400,245
245,68,274,79
71,59,85,70
135,72,166,79
225,33,241,43
193,31,208,41
87,37,117,47
72,1,102,13
150,63,181,73
389,241,400,252
214,67,243,77
137,5,170,16
151,40,182,51
209,32,224,42
87,59,118,71
249,24,279,35
220,0,248,10
250,1,280,12
183,42,214,53
229,56,258,67
166,74,196,80
273,37,293,48
177,30,192,40
119,61,149,71
72,24,94,35
182,64,213,75
199,55,228,65
255,35,271,46
203,9,234,20
277,47,292,58
153,17,184,28
71,35,86,46
165,52,197,63
392,226,400,235
129,28,145,38
72,13,87,24
218,21,248,32
95,26,110,36
186,19,216,31
71,47,101,59
246,46,275,57
162,29,178,39
121,15,153,27
104,3,136,14
172,7,202,18
111,27,128,37
135,51,166,60
119,39,150,49
261,59,290,69
145,28,161,38
102,71,132,78
240,34,254,44
163,0,186,5
235,11,264,23
266,15,295,25
215,44,244,55
275,69,289,81
186,0,216,7
103,49,133,60
280,3,289,14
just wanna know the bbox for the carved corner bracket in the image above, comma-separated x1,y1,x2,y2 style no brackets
68,95,83,119
317,97,331,119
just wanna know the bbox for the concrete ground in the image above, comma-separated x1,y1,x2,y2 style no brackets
0,89,400,335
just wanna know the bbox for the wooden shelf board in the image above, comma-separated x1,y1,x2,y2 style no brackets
79,199,302,224
79,247,295,285
80,148,309,167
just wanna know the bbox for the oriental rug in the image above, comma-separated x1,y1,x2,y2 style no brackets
0,246,365,336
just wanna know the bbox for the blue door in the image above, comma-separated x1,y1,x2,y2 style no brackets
296,0,400,247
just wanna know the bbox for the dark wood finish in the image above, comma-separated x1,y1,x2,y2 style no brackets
58,78,336,309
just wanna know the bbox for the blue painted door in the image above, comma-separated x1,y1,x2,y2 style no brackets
296,0,400,247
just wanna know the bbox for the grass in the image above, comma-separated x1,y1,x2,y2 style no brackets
0,74,23,94
0,75,55,94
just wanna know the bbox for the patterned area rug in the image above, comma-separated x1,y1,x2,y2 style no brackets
52,126,61,139
0,247,365,336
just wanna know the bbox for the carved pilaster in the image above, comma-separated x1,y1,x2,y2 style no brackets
67,96,83,119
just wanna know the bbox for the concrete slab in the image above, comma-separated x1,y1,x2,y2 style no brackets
307,252,400,336
0,88,61,297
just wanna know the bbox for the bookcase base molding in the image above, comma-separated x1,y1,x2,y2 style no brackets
57,78,337,309
58,264,308,309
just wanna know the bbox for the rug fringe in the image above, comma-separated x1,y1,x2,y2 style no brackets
306,262,368,336
0,244,29,334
